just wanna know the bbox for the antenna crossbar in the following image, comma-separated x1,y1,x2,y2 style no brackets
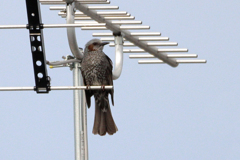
138,60,207,64
129,54,198,58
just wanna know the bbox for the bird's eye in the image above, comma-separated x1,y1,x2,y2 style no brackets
93,42,97,45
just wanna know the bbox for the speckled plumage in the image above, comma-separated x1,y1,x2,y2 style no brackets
81,39,118,136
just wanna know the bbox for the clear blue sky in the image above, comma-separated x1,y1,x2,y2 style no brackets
0,0,240,160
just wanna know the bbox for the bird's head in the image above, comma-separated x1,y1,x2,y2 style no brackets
84,39,109,52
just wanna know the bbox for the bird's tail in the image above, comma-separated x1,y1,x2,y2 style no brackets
93,92,118,136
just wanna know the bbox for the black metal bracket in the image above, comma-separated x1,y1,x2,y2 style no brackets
25,0,51,93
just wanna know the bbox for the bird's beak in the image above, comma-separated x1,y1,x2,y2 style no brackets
101,42,109,46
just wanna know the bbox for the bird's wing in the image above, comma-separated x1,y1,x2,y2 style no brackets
105,54,114,106
81,67,93,108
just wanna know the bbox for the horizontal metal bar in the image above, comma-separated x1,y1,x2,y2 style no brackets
49,65,68,68
76,21,142,25
81,26,150,30
176,59,207,63
50,6,118,10
111,21,142,24
75,17,97,20
81,27,108,30
93,32,161,37
75,14,131,18
44,23,106,27
0,86,113,91
100,37,168,41
0,25,27,29
0,23,106,29
109,42,177,46
129,54,198,58
30,33,41,36
75,16,135,20
62,14,131,18
40,0,110,4
138,59,207,64
59,11,128,16
77,11,127,15
123,48,188,53
47,59,81,65
129,32,161,36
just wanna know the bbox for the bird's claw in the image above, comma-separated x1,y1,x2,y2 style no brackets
86,85,90,90
101,85,105,91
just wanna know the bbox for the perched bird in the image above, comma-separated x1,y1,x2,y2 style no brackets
81,39,118,136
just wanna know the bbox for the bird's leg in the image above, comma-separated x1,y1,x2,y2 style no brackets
101,85,105,91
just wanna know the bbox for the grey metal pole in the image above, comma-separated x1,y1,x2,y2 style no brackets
73,62,81,160
73,62,88,160
82,85,88,160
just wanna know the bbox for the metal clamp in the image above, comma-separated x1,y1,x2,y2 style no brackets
46,54,81,69
112,32,123,80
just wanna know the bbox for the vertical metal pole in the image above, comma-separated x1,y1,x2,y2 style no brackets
67,1,88,159
82,89,89,160
73,62,88,160
73,62,81,160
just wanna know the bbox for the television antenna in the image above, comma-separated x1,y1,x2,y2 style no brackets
0,0,206,160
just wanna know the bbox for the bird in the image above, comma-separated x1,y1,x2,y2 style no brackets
81,39,118,136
